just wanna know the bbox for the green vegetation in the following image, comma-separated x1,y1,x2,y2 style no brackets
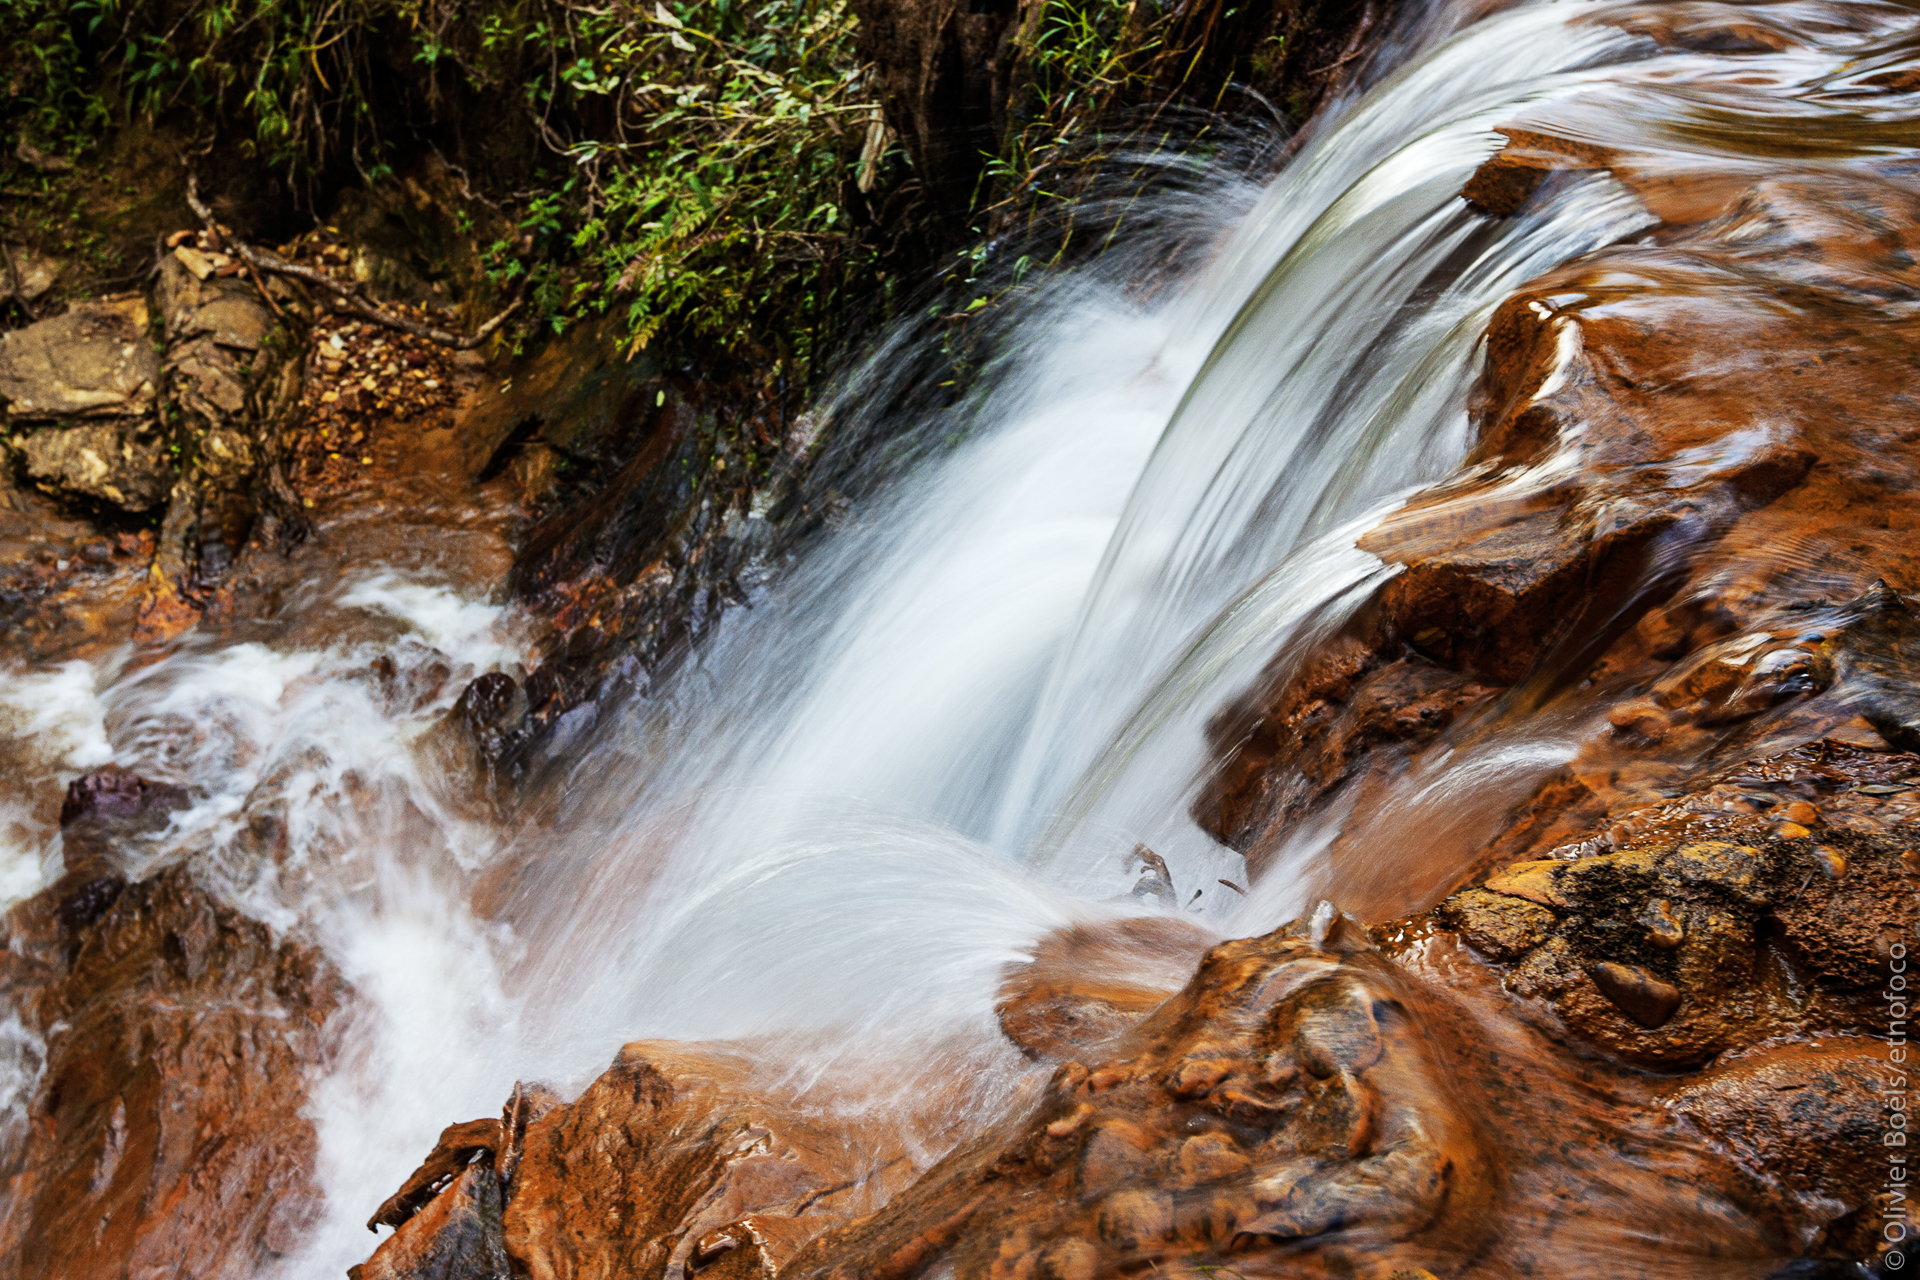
0,0,1308,383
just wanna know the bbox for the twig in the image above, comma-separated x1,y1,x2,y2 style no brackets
252,248,523,349
1306,46,1365,77
185,172,286,322
185,168,522,349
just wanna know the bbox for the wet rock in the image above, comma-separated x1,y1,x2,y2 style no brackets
367,1117,504,1231
1197,643,1500,857
58,767,190,829
1427,743,1913,1068
995,916,1214,1060
0,863,346,1279
1588,961,1681,1028
781,920,1496,1277
1433,888,1555,960
1666,1037,1889,1260
417,672,530,813
357,1162,511,1280
1197,155,1920,917
456,311,664,480
450,1040,917,1280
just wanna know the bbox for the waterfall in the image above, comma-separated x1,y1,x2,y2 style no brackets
0,0,1902,1272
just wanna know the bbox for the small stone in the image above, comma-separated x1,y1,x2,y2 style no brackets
173,245,217,280
1168,1057,1232,1098
1589,962,1681,1028
1781,801,1819,825
1608,699,1669,740
1044,1105,1092,1139
1813,846,1849,880
1096,1188,1172,1249
1481,859,1564,907
1437,889,1557,961
1175,1133,1251,1184
1640,898,1685,950
1775,822,1812,839
321,391,339,403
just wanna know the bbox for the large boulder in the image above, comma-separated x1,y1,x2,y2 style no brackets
357,1041,919,1280
0,296,158,425
0,297,170,514
0,803,347,1280
16,421,171,512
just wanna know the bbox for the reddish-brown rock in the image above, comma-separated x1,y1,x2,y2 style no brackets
0,863,345,1280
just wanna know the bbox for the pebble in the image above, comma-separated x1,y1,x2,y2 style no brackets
1781,800,1819,825
1640,898,1685,950
1590,961,1681,1028
1813,846,1848,880
1775,822,1812,839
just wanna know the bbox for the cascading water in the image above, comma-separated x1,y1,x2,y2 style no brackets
0,0,1904,1273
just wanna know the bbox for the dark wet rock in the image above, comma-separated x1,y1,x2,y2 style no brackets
357,1162,511,1280
416,673,530,814
58,767,190,829
455,311,665,481
1198,642,1500,855
368,1117,504,1231
0,863,346,1280
1665,1037,1889,1262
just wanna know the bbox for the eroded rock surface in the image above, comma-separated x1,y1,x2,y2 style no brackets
358,1041,918,1280
1197,85,1920,920
0,808,346,1280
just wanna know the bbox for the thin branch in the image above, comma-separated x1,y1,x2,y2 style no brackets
185,169,522,349
184,171,286,322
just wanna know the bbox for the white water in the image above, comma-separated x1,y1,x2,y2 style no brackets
3,0,1907,1273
